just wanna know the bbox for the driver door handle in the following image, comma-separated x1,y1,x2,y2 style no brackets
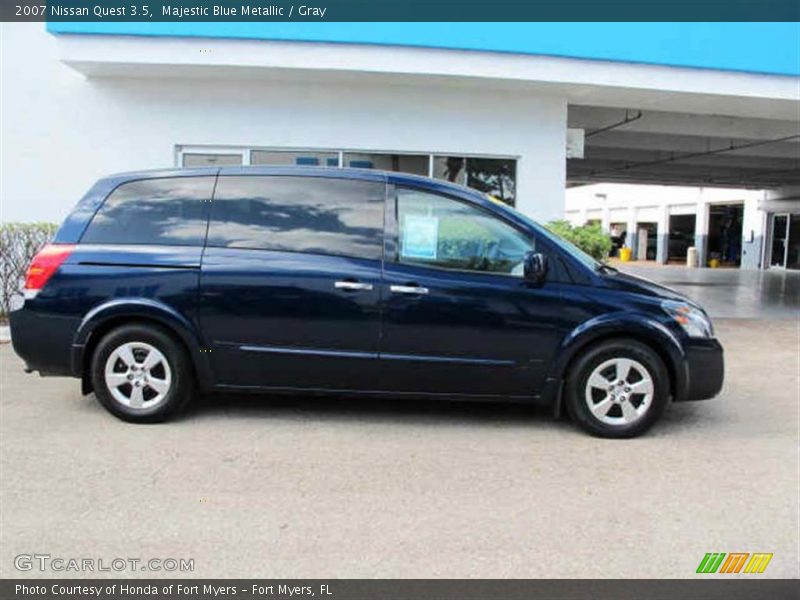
335,281,373,291
390,284,429,295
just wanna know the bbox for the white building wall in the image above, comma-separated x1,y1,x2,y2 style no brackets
1,24,567,224
566,184,764,220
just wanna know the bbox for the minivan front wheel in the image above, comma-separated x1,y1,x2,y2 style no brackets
91,324,194,423
565,339,669,438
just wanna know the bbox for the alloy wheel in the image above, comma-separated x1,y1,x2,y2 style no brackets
104,341,172,410
584,357,655,426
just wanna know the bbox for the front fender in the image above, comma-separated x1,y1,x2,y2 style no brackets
71,298,212,391
551,312,689,402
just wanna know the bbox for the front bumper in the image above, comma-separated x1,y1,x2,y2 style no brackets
682,337,724,401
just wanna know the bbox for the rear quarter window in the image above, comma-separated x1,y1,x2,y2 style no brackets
207,175,385,260
81,177,215,246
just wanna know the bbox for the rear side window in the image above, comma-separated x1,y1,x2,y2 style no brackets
207,175,384,260
81,177,214,246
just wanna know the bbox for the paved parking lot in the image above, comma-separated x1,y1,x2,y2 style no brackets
1,312,798,579
616,263,800,320
1,266,798,579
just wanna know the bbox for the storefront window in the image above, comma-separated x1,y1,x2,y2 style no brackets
182,153,243,167
433,156,516,206
432,156,467,186
178,147,517,205
343,153,428,176
251,150,340,167
770,213,800,270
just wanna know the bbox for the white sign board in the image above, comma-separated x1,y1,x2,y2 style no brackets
401,215,439,259
567,128,585,159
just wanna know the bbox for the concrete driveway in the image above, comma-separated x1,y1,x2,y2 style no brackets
0,315,798,579
612,263,800,319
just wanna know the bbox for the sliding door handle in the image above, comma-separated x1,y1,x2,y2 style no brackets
390,284,429,295
335,281,374,291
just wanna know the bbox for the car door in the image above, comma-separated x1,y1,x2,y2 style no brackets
198,172,386,391
379,184,564,397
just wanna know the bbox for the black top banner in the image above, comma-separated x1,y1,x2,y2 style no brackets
3,0,800,22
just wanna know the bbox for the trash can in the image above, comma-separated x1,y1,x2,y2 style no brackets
686,246,697,268
619,247,632,262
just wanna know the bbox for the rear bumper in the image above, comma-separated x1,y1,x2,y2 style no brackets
9,306,79,377
681,338,724,401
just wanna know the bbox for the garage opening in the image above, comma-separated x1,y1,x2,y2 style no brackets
609,221,628,257
567,105,799,269
636,222,658,261
707,204,744,267
668,214,696,263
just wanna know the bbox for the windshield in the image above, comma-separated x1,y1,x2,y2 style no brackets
486,196,603,271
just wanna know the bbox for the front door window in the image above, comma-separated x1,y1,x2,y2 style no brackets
396,188,532,276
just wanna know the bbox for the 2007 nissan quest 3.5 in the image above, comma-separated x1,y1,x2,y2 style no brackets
10,167,724,438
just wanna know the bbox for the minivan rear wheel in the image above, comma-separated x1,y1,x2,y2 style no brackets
565,339,669,438
91,324,193,423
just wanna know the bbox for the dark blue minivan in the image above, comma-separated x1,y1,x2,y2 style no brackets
10,167,723,437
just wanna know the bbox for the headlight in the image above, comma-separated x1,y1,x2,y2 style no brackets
661,300,713,338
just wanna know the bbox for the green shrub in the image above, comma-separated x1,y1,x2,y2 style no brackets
545,220,612,261
0,222,59,319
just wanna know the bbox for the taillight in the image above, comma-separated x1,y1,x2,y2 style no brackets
23,244,74,299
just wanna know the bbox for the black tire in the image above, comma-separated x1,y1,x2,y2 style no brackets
565,339,670,438
90,323,194,423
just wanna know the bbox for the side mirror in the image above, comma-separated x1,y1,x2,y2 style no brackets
524,252,548,284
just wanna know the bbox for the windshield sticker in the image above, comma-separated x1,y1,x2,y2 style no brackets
402,215,439,259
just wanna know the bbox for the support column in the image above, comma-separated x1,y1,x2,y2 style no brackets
626,210,638,260
694,198,709,268
741,196,765,269
601,205,611,232
656,205,669,264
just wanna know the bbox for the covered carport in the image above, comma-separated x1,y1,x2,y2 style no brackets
568,108,799,189
567,106,800,268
